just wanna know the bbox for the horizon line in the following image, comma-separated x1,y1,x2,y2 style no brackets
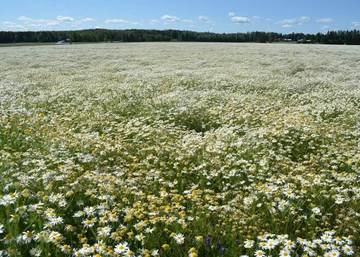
1,28,360,34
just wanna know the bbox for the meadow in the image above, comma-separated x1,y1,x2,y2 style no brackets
0,42,359,257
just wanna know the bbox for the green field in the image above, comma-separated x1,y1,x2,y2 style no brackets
0,43,359,257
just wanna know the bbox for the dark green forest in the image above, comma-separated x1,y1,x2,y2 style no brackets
1,29,360,44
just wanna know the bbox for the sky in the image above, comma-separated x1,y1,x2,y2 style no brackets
1,0,360,33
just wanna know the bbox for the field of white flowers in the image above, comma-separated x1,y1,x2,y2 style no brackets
0,42,359,257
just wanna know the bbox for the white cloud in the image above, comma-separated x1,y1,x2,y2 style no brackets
181,19,193,24
161,15,180,22
198,16,210,23
351,21,360,28
18,16,31,22
228,12,250,24
18,16,47,23
299,16,311,23
105,19,130,24
3,21,16,26
56,16,75,22
282,24,294,28
278,16,311,28
1,21,26,30
316,18,334,24
81,18,96,22
17,15,77,28
231,16,250,24
104,18,139,26
3,15,97,30
149,19,160,24
160,15,193,25
18,16,60,26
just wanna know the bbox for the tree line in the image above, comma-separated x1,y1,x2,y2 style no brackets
0,29,360,45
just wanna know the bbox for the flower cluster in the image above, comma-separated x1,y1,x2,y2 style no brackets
0,43,359,256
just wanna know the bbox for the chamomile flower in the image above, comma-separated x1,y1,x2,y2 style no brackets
254,250,265,257
342,245,354,256
324,249,340,257
173,233,185,244
244,239,255,249
115,242,130,254
280,249,291,257
311,207,321,215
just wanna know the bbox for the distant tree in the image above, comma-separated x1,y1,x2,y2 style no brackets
0,29,359,45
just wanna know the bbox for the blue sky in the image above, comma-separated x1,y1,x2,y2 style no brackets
1,0,359,33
